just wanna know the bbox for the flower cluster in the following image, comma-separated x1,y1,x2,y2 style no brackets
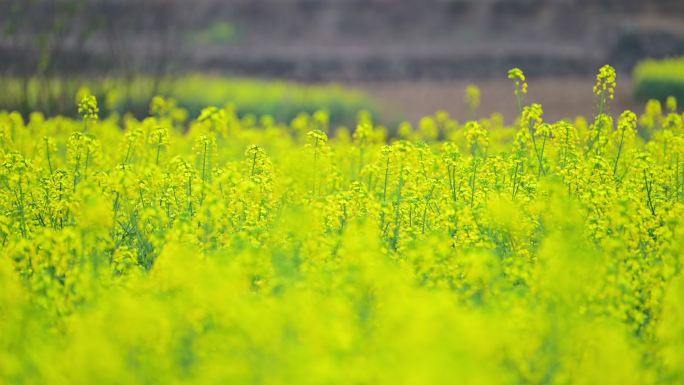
1,66,684,385
594,64,617,99
507,67,528,96
77,92,99,122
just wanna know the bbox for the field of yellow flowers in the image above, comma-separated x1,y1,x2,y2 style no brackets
1,66,684,384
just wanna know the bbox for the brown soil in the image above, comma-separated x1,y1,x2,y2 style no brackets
359,77,641,125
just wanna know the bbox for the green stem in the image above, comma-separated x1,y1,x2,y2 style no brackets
390,166,405,250
187,176,193,216
83,147,90,181
613,128,626,176
156,132,163,166
422,184,436,234
72,153,81,192
449,164,457,203
16,178,27,238
561,124,570,169
201,142,208,182
537,134,547,178
358,147,364,180
470,161,478,208
380,156,390,229
312,138,319,196
382,157,390,202
644,170,656,216
512,161,519,199
45,138,53,174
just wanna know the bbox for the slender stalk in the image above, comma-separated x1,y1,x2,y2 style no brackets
156,132,163,166
45,138,53,174
201,142,208,183
251,151,257,177
72,152,81,192
358,147,364,180
537,134,547,178
390,166,405,250
83,147,90,181
644,170,656,216
470,161,478,208
380,156,390,230
512,161,519,199
613,128,626,176
422,184,436,234
312,137,319,196
16,178,27,238
382,157,390,202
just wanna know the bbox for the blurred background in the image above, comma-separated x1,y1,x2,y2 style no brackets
2,0,684,124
